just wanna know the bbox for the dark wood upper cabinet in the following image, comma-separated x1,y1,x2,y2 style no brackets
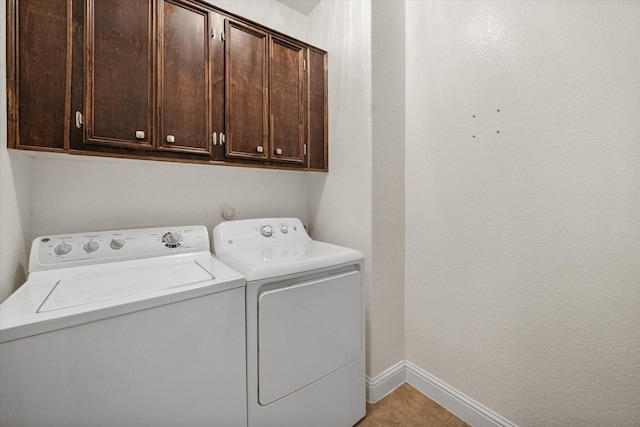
85,0,154,149
224,19,269,161
7,0,328,171
307,48,328,171
158,0,212,155
270,37,305,164
7,0,69,150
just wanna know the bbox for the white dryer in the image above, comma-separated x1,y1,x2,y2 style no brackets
0,226,247,427
212,218,365,427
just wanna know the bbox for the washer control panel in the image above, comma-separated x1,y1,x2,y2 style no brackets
31,225,209,272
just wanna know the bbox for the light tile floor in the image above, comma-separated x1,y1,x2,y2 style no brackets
355,383,471,427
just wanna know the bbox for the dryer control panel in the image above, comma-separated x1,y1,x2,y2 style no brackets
30,226,210,272
211,217,364,282
213,218,310,252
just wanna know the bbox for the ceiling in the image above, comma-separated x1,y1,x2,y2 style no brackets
276,0,321,15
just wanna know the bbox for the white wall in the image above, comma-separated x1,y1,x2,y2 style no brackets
305,0,376,374
30,154,309,238
0,151,32,302
370,0,406,377
405,1,640,425
208,0,308,41
0,145,31,301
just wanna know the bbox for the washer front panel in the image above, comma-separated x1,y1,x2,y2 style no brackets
0,287,247,426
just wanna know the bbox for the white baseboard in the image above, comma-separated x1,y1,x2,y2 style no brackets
365,360,406,403
366,360,517,427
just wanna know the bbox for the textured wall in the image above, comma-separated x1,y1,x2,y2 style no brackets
30,154,309,238
305,0,375,371
0,148,32,302
405,1,640,425
208,0,308,41
370,0,406,377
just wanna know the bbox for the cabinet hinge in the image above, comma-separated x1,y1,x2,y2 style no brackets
221,133,225,144
303,144,307,155
303,59,307,71
75,111,84,128
220,31,225,42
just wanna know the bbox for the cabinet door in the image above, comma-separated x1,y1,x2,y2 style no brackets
269,37,305,164
225,20,269,161
307,48,328,171
85,0,154,149
8,0,68,149
158,0,211,155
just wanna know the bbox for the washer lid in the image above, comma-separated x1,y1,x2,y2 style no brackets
38,260,213,312
0,253,245,344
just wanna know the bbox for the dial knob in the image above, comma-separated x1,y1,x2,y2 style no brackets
54,241,73,256
109,238,126,250
280,225,288,234
260,225,273,237
162,231,183,248
83,240,100,253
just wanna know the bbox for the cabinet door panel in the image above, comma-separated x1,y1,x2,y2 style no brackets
86,0,153,149
270,37,305,164
158,0,211,155
225,20,269,161
307,48,328,171
12,0,68,149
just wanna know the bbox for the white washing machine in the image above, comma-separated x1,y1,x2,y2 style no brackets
212,218,365,427
0,225,247,427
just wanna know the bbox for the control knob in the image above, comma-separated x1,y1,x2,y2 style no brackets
54,242,73,256
83,240,100,253
110,238,126,250
162,231,183,248
260,225,273,238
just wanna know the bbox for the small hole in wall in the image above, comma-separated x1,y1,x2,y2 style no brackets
472,135,476,138
472,115,476,118
497,109,501,112
496,130,500,134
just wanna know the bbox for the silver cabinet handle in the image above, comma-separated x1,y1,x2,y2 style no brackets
275,148,282,155
257,146,264,153
166,135,175,143
135,130,145,139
